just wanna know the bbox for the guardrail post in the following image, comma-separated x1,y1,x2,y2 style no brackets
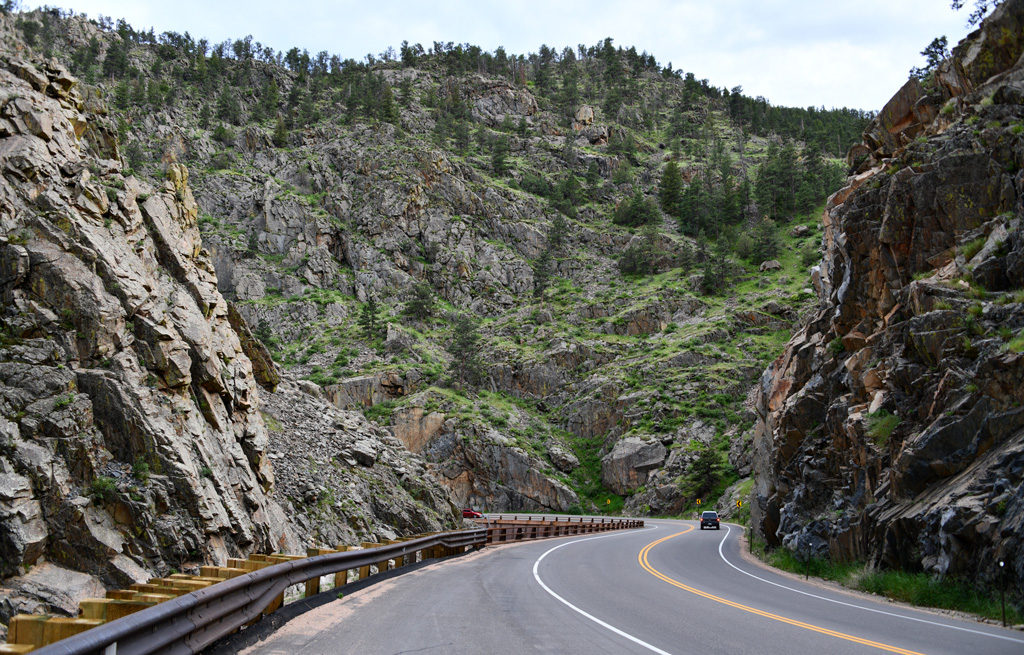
332,545,351,588
41,618,104,646
386,540,406,567
359,543,378,579
8,615,47,649
305,548,327,596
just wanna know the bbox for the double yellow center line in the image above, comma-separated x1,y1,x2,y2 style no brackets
637,527,926,655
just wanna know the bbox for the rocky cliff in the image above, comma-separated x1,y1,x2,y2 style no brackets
0,37,458,635
752,0,1024,597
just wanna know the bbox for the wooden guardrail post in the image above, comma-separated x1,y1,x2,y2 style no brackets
333,545,351,588
304,547,339,596
41,618,104,646
8,615,48,649
359,543,378,579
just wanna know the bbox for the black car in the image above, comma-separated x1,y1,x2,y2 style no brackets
699,510,720,530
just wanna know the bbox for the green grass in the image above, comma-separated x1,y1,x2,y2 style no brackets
959,236,987,261
857,569,1023,624
751,542,1023,624
364,400,397,424
865,409,899,447
762,546,862,584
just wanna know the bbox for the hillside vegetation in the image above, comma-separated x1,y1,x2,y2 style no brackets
11,5,870,517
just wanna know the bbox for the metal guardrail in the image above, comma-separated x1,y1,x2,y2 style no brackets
482,515,644,544
30,529,484,655
18,515,643,655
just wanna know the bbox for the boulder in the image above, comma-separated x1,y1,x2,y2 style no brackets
601,437,667,495
548,445,580,473
573,105,595,129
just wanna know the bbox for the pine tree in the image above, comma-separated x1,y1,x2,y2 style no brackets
260,78,280,121
449,313,484,386
453,121,471,154
358,298,382,341
585,160,601,191
404,281,435,321
272,115,288,147
752,218,780,262
491,135,510,176
659,160,683,217
532,248,552,298
613,191,659,227
548,213,568,252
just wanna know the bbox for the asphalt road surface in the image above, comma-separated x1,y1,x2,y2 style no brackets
240,518,1024,655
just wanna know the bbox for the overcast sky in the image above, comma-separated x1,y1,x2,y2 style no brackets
36,1,975,110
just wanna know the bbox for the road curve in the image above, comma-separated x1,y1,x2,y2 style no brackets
240,518,1023,655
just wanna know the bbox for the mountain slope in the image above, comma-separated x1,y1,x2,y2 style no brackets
752,0,1024,601
13,8,869,518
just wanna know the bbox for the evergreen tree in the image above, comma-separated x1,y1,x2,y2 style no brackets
379,81,399,123
909,36,949,80
659,160,683,217
548,212,568,252
585,160,601,191
216,88,241,124
751,218,780,262
619,222,664,275
491,135,510,176
453,120,471,154
613,191,659,227
272,115,289,147
259,78,280,121
532,248,552,298
448,313,484,387
358,298,382,341
404,281,435,321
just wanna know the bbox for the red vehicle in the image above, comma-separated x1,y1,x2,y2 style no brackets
462,508,483,518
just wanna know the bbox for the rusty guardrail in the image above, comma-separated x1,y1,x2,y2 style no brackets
8,515,643,654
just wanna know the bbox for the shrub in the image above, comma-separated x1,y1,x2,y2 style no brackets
612,192,659,227
212,124,235,146
210,150,235,170
801,245,820,268
54,393,75,409
865,410,899,447
89,476,117,504
133,457,151,484
960,236,986,261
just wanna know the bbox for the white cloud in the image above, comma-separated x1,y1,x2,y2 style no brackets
40,0,973,109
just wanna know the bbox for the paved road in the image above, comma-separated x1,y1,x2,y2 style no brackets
241,518,1024,655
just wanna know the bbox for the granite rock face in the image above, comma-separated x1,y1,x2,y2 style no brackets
0,47,295,616
0,43,461,627
752,0,1024,598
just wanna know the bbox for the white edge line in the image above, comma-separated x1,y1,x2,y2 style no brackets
716,524,1024,645
532,525,673,655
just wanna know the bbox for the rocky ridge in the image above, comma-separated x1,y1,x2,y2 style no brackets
0,36,458,636
752,0,1024,598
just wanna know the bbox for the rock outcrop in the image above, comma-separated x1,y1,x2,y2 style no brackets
0,49,295,623
389,396,579,512
0,43,461,633
752,0,1024,599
